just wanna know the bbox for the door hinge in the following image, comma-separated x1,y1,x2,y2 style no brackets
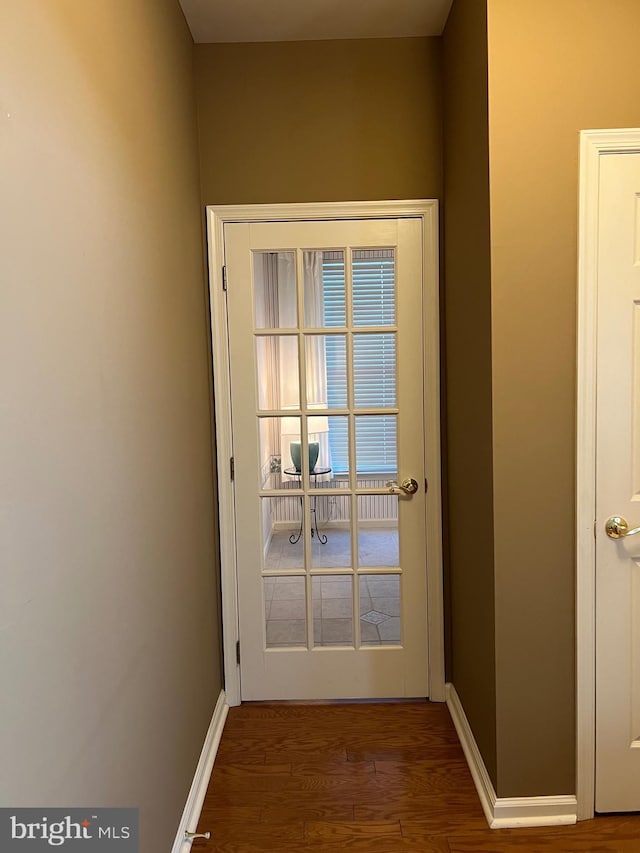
236,640,240,665
230,456,235,481
222,265,227,291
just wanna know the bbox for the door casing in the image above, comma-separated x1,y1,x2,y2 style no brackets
576,128,640,820
206,200,444,706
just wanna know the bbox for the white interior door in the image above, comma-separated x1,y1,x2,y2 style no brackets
596,150,640,811
224,217,430,700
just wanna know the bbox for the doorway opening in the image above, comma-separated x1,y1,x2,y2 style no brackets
206,201,445,705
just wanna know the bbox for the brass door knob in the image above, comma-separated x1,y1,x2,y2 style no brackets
386,478,419,496
605,516,640,539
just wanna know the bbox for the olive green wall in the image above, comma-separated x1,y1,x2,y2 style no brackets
442,0,496,788
0,2,221,849
194,37,443,204
488,0,640,796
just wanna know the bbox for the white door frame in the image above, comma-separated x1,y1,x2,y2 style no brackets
576,128,640,820
206,200,445,707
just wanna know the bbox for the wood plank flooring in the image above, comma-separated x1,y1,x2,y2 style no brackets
193,701,640,851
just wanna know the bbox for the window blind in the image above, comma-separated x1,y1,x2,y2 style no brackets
323,250,397,475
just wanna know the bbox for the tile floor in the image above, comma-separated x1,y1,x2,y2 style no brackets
264,527,398,570
263,530,401,648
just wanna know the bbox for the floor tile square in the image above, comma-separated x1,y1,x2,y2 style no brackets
322,597,353,618
321,618,353,644
378,616,401,643
371,596,401,617
269,598,306,620
266,619,307,646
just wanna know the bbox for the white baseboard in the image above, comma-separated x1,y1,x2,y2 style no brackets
491,795,578,828
171,690,228,853
445,683,577,829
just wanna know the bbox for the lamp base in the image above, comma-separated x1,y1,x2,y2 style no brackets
290,441,320,472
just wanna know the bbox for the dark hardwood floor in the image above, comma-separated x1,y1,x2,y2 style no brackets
193,701,640,851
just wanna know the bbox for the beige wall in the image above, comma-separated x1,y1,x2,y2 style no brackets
442,0,496,787
195,37,443,204
488,0,640,796
0,2,221,848
16,0,636,815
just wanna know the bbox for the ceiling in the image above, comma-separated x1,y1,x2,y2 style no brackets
178,0,453,44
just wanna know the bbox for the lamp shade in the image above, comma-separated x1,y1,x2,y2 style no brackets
280,409,328,439
308,415,329,435
280,416,301,438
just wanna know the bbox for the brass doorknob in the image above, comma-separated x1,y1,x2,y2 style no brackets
385,478,419,496
605,516,640,539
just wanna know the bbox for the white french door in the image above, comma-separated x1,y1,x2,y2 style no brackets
594,149,640,811
224,216,431,700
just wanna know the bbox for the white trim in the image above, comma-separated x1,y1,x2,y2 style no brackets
422,201,445,701
446,684,577,829
207,209,241,707
445,683,495,826
207,199,438,224
491,797,578,829
576,128,640,822
171,690,229,853
207,201,445,704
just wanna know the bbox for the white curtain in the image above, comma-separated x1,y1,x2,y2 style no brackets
276,253,299,409
302,252,331,480
255,255,281,486
277,252,331,480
